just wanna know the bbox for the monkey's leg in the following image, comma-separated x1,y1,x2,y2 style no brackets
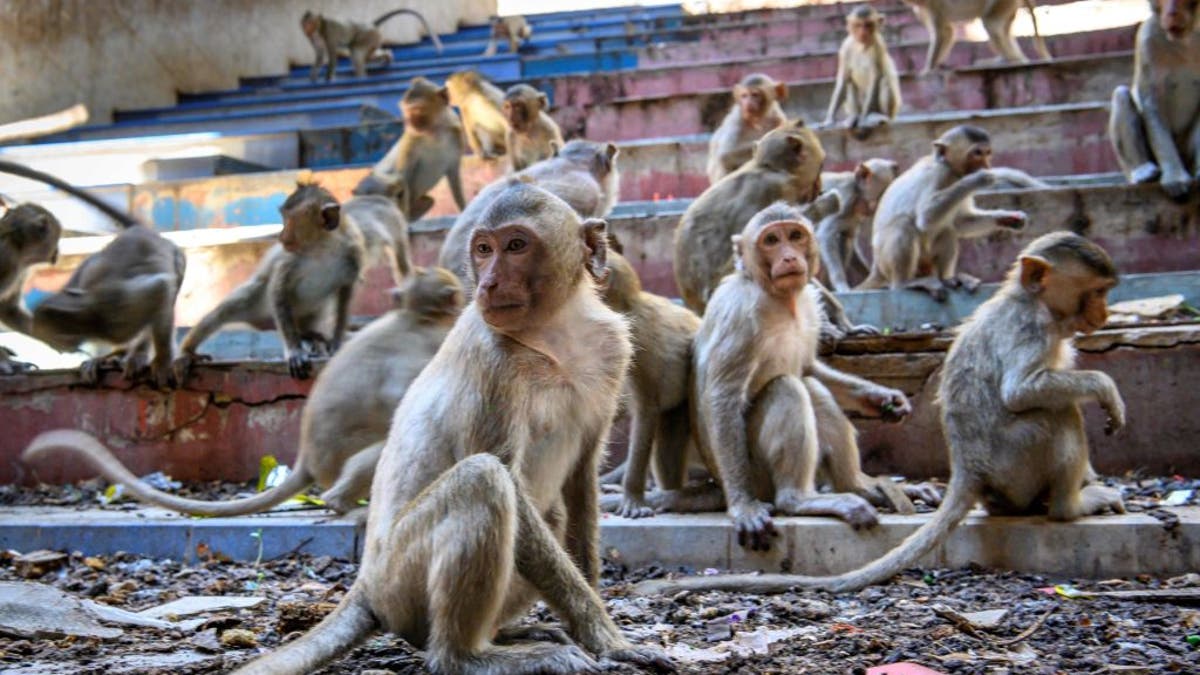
1187,116,1200,180
982,13,1027,63
445,162,467,211
749,376,878,528
319,442,382,514
176,282,264,366
0,346,36,375
616,407,658,518
598,459,626,485
1045,409,1125,521
817,221,852,292
923,17,955,73
652,404,692,491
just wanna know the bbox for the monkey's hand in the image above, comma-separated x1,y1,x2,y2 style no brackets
859,386,911,423
995,211,1027,230
1100,384,1126,435
729,500,776,551
1159,168,1194,200
847,322,881,337
904,481,942,507
0,355,37,375
598,644,676,673
171,352,211,385
1129,162,1161,185
287,351,314,379
615,494,655,519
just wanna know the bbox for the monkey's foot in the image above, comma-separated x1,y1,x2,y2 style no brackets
0,356,37,375
300,332,334,356
860,479,916,515
287,352,314,379
903,481,943,507
1160,172,1195,201
598,645,676,673
80,355,123,386
146,361,177,390
847,323,881,337
948,272,982,294
904,278,948,302
119,351,151,382
1055,485,1125,520
775,491,879,529
452,642,600,674
1129,162,1161,184
171,352,211,385
495,623,573,646
729,500,777,551
615,495,656,519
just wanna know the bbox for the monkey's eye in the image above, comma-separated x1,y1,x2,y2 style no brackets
763,233,780,246
505,238,527,253
474,242,493,256
788,229,806,242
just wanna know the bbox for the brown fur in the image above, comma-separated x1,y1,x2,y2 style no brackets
0,201,60,374
301,9,442,82
483,15,532,56
823,5,902,139
706,73,789,184
903,0,1052,73
504,84,564,172
816,158,901,291
446,71,510,160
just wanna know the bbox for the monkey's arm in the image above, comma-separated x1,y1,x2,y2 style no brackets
1001,361,1123,420
917,171,993,232
564,434,604,586
267,265,311,378
0,296,32,334
807,360,909,420
1135,77,1189,179
307,34,328,83
952,207,1025,238
824,46,850,124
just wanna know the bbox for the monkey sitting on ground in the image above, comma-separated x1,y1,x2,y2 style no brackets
0,159,183,388
858,125,1046,301
373,77,467,222
0,197,61,374
219,182,673,674
823,5,902,140
1109,0,1200,200
482,15,532,56
647,204,931,549
438,140,620,286
301,8,442,82
634,231,1125,594
24,268,464,517
504,84,565,171
903,0,1051,74
817,158,901,292
445,71,509,160
173,182,366,381
707,73,789,184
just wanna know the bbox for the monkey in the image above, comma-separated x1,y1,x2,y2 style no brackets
301,8,443,82
706,73,789,184
657,203,928,551
633,231,1126,595
903,0,1052,74
445,71,510,160
816,158,902,292
344,193,414,287
23,268,464,517
438,140,620,286
1108,0,1200,200
676,120,831,315
504,84,565,172
857,125,1046,301
0,199,61,374
216,182,675,675
823,5,902,141
482,15,532,56
373,77,467,222
0,159,183,388
599,249,702,518
173,182,365,381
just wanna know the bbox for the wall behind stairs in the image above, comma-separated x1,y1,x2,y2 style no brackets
0,0,496,126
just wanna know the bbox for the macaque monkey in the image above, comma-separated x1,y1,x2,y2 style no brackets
707,73,789,184
374,77,467,222
676,120,831,314
504,84,564,171
1109,0,1200,199
859,125,1045,300
445,71,509,160
635,232,1126,595
0,199,61,374
174,182,366,381
24,268,464,517
823,5,902,140
600,249,701,518
0,159,183,388
345,193,414,286
226,182,673,675
482,15,532,56
438,140,620,285
301,8,442,82
817,158,901,292
669,204,923,551
904,0,1052,74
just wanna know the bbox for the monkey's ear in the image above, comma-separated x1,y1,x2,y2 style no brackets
437,87,450,105
1018,255,1052,293
933,140,949,158
876,13,886,26
774,82,788,101
320,202,341,230
888,160,901,175
581,218,610,282
603,143,619,172
388,286,407,307
791,118,806,129
537,92,549,109
854,162,873,181
550,141,561,157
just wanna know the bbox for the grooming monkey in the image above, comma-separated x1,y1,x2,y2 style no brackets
438,140,620,285
301,8,443,82
24,268,464,516
635,232,1126,594
482,15,533,56
817,158,902,292
600,249,702,518
0,160,183,388
445,71,510,160
823,5,902,140
504,84,565,171
227,182,674,675
1109,0,1200,199
0,198,61,374
903,0,1051,74
174,182,366,381
374,77,467,222
706,73,789,184
858,125,1045,300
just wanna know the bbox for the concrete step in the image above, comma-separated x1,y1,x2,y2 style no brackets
0,506,1194,581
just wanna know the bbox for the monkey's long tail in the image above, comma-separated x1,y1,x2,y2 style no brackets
373,8,444,54
22,430,315,517
232,587,377,675
630,476,976,595
1024,0,1053,60
0,158,138,228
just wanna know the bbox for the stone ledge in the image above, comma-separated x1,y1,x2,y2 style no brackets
2,506,1195,580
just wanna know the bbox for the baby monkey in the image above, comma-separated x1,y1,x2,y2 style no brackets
504,84,564,171
635,232,1126,595
823,5,902,140
482,15,532,56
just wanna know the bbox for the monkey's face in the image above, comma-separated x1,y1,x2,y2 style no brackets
6,204,62,265
503,99,529,128
471,224,548,332
948,142,993,175
754,221,814,296
1158,0,1198,39
737,86,768,118
279,200,339,252
848,17,877,44
300,13,319,36
1025,260,1117,334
